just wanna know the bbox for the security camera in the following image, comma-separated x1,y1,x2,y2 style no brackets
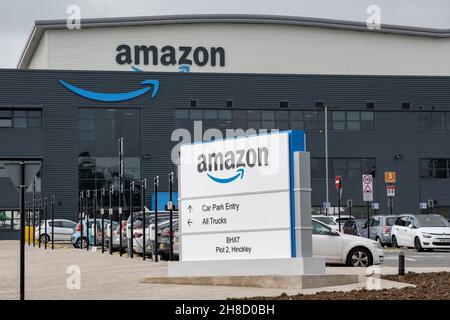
394,154,403,160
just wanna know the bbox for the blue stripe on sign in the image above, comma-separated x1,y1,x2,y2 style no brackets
288,130,305,257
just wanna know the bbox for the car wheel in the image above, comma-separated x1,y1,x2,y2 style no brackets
375,237,383,247
414,237,424,252
391,235,399,248
76,237,87,249
347,247,373,267
39,234,50,244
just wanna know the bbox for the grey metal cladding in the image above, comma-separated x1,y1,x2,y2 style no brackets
1,69,450,219
0,178,20,209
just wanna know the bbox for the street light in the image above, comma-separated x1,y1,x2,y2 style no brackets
316,101,329,215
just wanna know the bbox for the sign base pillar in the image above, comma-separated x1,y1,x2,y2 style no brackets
168,257,325,277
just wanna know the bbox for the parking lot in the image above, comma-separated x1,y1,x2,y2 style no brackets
383,248,450,268
1,240,449,300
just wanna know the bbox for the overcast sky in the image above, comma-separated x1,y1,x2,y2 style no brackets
1,0,449,68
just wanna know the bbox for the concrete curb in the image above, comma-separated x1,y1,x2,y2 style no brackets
140,274,359,289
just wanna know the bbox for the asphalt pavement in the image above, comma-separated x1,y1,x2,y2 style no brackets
383,248,450,268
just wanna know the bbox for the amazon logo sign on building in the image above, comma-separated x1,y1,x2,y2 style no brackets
115,45,226,67
58,79,159,102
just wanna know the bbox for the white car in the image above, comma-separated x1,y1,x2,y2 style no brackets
132,218,178,255
312,215,339,231
35,219,77,243
312,219,384,267
390,214,450,252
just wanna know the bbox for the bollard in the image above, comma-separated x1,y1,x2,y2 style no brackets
119,184,123,257
93,189,97,247
44,197,48,250
154,176,159,262
32,177,36,247
86,190,90,251
38,199,42,248
168,172,174,261
27,201,31,246
129,181,134,259
142,178,147,260
101,187,105,253
79,191,83,250
109,185,113,255
51,195,55,250
398,252,405,281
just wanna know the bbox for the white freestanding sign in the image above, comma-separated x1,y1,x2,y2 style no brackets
179,132,293,261
169,130,325,277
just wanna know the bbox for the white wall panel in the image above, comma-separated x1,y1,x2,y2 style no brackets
26,23,450,75
28,32,48,69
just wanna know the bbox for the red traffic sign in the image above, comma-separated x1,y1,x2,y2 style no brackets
387,185,395,197
335,176,342,189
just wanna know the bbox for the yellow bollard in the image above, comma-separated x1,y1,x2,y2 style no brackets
24,226,35,244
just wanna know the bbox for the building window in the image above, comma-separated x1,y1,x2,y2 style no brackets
190,100,197,107
420,158,450,179
0,109,41,128
0,110,12,127
226,100,233,108
332,111,346,131
78,108,142,208
173,108,374,134
13,111,27,128
311,158,376,179
330,111,374,131
304,110,320,130
418,112,450,132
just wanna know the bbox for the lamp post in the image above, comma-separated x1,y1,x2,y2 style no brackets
316,102,329,215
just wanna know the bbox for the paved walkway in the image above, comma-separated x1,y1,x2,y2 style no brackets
0,241,443,300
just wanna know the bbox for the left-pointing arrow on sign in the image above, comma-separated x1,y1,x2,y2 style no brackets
187,219,193,226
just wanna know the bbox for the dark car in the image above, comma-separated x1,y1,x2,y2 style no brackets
342,219,359,236
342,219,367,236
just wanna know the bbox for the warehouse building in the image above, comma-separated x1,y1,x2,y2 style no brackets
2,15,450,234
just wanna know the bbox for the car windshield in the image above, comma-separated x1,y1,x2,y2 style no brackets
313,216,337,225
385,217,396,226
416,215,450,227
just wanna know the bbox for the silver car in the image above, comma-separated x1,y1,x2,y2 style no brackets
364,215,397,246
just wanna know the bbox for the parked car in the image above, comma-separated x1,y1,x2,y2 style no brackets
330,215,355,229
391,214,450,252
105,220,128,252
342,218,359,236
133,218,178,255
311,215,339,231
72,219,116,248
312,219,384,267
159,220,180,260
365,215,397,246
126,211,177,254
35,219,77,244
